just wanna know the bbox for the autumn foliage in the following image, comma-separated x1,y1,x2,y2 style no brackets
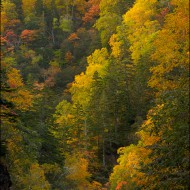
1,0,189,189
20,30,38,43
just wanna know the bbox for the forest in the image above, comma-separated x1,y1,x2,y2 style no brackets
0,0,189,189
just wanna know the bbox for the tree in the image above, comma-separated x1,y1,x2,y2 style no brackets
64,152,91,189
95,0,134,46
142,0,189,188
109,0,189,189
1,0,19,33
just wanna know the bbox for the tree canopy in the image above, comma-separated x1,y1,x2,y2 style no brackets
1,0,189,189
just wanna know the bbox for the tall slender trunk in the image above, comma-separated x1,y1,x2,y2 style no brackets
40,96,45,128
51,29,55,44
71,3,74,19
102,138,106,167
114,104,118,137
97,135,99,148
84,118,88,152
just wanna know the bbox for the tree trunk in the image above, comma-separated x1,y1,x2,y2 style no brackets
84,118,88,151
0,162,12,190
102,138,106,167
51,29,55,44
